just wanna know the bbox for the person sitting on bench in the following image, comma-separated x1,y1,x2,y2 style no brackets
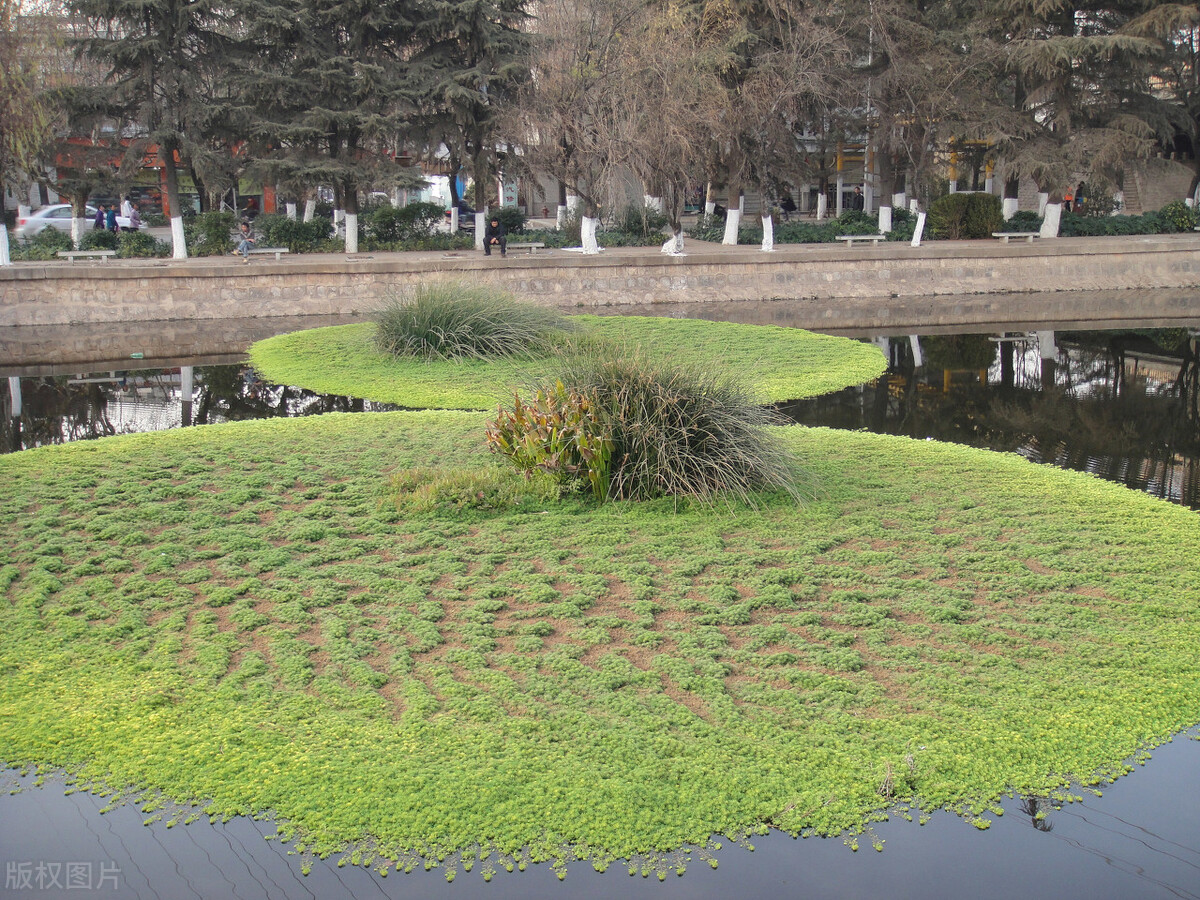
484,216,506,257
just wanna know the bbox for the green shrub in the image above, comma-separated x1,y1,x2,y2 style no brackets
10,228,72,260
493,206,527,234
1006,210,1043,231
186,211,237,256
143,212,168,227
373,281,573,361
490,350,800,504
928,192,1003,239
117,231,170,258
254,214,333,252
612,204,669,237
363,202,443,244
80,229,119,251
1156,200,1197,232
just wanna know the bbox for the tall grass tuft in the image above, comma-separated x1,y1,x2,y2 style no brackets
489,348,802,504
374,281,572,361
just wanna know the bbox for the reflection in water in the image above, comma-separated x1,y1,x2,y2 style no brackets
2,364,390,453
780,328,1200,509
4,327,1200,510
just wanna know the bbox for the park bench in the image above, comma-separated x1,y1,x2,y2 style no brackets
57,250,116,263
506,241,546,254
991,232,1039,244
246,247,290,260
836,234,885,247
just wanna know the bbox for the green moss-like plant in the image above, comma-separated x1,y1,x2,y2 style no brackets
248,317,889,408
1,413,1198,877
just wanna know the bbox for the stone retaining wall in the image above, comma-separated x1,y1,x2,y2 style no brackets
4,235,1200,329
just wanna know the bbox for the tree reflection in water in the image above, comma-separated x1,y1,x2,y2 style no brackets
778,328,1200,510
1,364,384,453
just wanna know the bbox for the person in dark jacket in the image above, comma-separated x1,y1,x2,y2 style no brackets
484,216,506,257
105,205,119,232
93,205,106,230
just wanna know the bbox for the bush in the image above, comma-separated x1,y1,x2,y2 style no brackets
488,351,800,504
612,204,669,237
928,192,1003,239
1006,210,1043,231
493,206,527,235
254,214,333,252
118,231,170,258
143,213,168,227
363,202,443,244
186,211,237,256
10,228,72,260
373,281,573,361
1156,200,1198,232
80,229,119,251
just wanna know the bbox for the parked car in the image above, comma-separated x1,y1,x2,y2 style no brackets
14,204,132,240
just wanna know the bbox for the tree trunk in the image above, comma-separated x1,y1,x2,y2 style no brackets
343,182,359,254
0,222,9,266
1003,177,1020,221
760,213,774,252
556,181,567,230
163,142,188,259
70,195,90,248
303,198,316,222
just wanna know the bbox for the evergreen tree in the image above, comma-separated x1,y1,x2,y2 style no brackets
408,0,530,241
68,0,241,258
238,0,424,253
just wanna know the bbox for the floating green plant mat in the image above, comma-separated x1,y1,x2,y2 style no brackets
2,413,1198,879
246,317,888,408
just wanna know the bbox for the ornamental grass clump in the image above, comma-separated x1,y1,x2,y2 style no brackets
488,351,801,503
374,281,572,361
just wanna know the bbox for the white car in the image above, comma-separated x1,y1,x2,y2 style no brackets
14,204,132,240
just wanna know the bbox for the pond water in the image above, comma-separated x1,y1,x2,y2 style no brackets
3,729,1198,899
4,311,1198,509
2,304,1199,898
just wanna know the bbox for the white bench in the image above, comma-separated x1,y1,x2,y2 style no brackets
836,234,885,247
57,250,116,263
992,232,1039,244
506,241,546,254
247,247,289,260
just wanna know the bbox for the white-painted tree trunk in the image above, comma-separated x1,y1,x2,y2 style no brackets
760,214,774,252
303,200,316,223
0,224,10,266
1002,198,1019,221
556,204,567,230
722,208,742,245
170,216,187,259
344,213,358,254
660,229,684,255
949,180,958,194
644,195,663,213
891,192,906,210
878,206,892,233
910,212,926,247
17,204,31,219
8,376,21,417
909,199,919,214
566,194,580,215
286,203,297,220
475,210,487,251
1037,192,1049,216
908,335,924,367
704,200,716,216
72,217,87,248
737,193,745,215
1039,202,1062,238
333,209,344,237
581,216,601,254
816,193,827,221
449,207,460,232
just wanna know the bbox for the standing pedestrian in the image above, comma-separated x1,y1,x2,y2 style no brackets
105,205,119,233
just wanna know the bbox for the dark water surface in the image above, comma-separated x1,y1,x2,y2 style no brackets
3,729,1198,900
2,305,1199,898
